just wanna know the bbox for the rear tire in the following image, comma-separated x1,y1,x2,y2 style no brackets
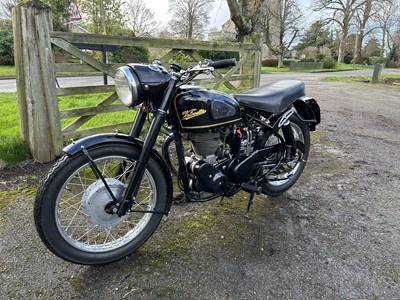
260,115,310,197
34,144,167,265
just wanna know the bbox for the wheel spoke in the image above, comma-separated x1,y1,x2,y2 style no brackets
55,154,158,253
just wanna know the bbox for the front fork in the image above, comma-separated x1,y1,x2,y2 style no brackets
116,76,179,216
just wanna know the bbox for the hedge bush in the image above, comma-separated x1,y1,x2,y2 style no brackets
0,28,14,65
261,59,278,67
111,46,149,64
198,50,239,61
322,56,337,69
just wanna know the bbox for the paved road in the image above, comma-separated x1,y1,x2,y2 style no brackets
1,69,399,92
0,75,115,93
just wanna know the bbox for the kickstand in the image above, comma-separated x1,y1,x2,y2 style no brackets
244,192,255,219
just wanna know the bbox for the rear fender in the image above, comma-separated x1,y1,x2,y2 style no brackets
63,133,173,213
293,97,320,131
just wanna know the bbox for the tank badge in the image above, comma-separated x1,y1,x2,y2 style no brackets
182,109,207,121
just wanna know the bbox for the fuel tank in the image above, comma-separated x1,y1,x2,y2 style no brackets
171,85,241,132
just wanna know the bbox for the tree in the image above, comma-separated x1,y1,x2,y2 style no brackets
0,0,69,31
125,0,157,35
315,0,364,63
0,0,18,20
50,0,71,31
392,25,400,61
375,0,400,58
80,0,125,35
226,0,262,43
226,0,265,43
168,0,215,39
363,37,381,57
263,0,302,68
295,20,333,51
0,27,14,65
352,0,376,64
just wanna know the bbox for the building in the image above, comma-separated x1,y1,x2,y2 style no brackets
208,19,236,41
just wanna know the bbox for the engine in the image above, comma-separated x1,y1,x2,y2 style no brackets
169,85,256,196
187,132,220,161
183,131,222,194
183,127,254,195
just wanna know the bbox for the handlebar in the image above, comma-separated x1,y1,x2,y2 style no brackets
207,58,236,69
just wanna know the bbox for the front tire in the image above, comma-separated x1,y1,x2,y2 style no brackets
260,115,310,196
34,144,168,265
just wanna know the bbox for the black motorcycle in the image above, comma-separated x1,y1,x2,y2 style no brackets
34,59,320,265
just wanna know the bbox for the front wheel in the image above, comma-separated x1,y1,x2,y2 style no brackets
34,144,168,265
260,115,310,196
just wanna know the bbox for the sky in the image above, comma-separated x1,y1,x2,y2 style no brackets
146,0,315,31
146,0,230,31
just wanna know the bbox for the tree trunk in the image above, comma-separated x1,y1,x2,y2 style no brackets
227,0,263,89
277,53,284,68
353,33,362,64
353,0,373,65
380,22,387,58
337,31,346,63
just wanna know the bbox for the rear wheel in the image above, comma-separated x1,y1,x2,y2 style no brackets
260,115,310,196
34,144,167,265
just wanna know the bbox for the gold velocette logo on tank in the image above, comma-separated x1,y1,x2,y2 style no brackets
182,109,207,121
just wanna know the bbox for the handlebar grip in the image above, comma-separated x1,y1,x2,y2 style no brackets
208,58,236,69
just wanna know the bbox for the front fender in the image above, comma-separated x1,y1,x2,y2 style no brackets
63,133,173,213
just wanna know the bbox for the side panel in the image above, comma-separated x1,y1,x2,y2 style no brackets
63,133,173,213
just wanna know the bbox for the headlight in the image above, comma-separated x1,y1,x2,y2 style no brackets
115,66,141,107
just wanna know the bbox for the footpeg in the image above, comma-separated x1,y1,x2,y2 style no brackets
241,183,262,194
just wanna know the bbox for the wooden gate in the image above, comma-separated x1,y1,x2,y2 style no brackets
12,4,261,162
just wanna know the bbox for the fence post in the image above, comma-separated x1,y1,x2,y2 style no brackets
12,4,62,162
253,51,261,88
371,63,383,84
12,6,28,142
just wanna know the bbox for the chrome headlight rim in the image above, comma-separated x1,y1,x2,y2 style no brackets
115,66,140,107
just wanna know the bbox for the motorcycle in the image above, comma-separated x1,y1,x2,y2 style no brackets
34,58,320,265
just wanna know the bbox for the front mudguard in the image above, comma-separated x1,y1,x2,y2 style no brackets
63,133,173,214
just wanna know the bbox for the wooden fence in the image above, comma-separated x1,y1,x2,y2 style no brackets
12,4,261,163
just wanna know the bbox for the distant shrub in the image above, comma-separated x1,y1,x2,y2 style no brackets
387,61,400,68
323,56,337,69
300,58,315,62
261,59,278,67
369,56,386,65
198,50,239,61
283,59,296,67
316,53,326,62
344,56,353,64
170,52,193,63
0,28,14,65
111,46,149,63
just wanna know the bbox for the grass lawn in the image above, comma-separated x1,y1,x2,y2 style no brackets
261,63,373,74
322,74,400,84
58,93,136,130
0,66,16,77
0,91,137,165
0,93,30,164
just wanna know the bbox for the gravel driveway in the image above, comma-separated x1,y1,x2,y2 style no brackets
1,79,399,299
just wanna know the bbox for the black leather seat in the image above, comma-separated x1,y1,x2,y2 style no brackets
233,80,305,113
